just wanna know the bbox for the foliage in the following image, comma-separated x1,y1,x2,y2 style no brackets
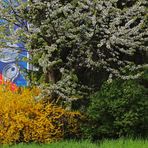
0,0,148,103
0,0,28,47
81,79,148,140
0,85,82,144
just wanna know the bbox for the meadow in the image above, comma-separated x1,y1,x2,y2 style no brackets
2,139,148,148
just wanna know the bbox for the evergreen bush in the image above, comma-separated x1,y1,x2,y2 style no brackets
82,79,148,140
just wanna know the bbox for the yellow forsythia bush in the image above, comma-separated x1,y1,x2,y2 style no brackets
0,85,82,144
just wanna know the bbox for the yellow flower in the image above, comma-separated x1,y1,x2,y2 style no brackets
0,85,82,144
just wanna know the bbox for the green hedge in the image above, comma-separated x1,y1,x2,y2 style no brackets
81,79,148,140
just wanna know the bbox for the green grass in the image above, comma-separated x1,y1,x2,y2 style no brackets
2,140,98,148
99,139,148,148
2,139,148,148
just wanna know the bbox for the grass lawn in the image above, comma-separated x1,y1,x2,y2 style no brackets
2,139,148,148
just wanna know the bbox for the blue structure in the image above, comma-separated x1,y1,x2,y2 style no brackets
0,0,28,86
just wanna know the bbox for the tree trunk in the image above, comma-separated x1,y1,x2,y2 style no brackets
45,68,61,101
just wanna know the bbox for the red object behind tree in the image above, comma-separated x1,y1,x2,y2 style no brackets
0,74,17,91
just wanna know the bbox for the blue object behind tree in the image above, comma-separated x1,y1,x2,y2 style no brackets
0,0,28,86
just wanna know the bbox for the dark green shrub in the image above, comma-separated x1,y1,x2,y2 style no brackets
81,79,148,140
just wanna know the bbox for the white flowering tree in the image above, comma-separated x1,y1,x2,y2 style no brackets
1,0,148,104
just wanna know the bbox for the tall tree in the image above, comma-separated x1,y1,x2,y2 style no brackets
1,0,148,104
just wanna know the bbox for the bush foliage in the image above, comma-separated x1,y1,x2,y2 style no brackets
0,85,82,144
82,79,148,140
